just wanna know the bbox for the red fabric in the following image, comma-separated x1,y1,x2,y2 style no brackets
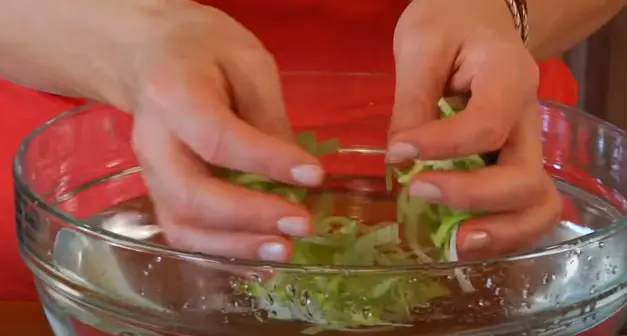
1,1,606,333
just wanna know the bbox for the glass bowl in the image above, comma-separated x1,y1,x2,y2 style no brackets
14,73,627,335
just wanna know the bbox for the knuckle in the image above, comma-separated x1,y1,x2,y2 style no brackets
236,193,287,233
505,50,540,90
523,60,540,83
518,59,540,92
445,180,482,212
394,93,438,121
457,196,482,213
477,124,508,151
199,126,227,164
163,227,188,249
532,172,556,196
450,139,470,158
394,30,447,59
396,3,442,35
544,188,563,223
166,187,202,221
394,13,449,57
527,177,562,231
232,47,276,69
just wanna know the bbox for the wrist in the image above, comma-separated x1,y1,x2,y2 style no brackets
25,0,190,112
479,0,527,44
79,1,184,112
103,0,211,112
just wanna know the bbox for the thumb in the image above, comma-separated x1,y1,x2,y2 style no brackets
387,32,456,163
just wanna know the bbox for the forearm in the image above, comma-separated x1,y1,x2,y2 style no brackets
528,0,627,60
0,0,163,110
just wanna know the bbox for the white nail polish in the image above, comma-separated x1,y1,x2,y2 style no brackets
461,231,491,252
386,142,418,163
291,164,323,186
277,217,309,237
409,181,442,201
258,242,287,262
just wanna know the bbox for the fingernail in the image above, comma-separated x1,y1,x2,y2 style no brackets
291,164,323,186
386,142,418,163
258,242,288,262
277,217,309,237
460,231,491,252
409,181,442,201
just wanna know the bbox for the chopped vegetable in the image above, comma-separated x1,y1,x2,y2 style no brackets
228,99,485,333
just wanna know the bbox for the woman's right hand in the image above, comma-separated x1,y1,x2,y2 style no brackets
126,3,322,261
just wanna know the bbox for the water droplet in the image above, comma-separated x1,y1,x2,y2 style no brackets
589,284,597,294
299,290,312,306
254,309,269,322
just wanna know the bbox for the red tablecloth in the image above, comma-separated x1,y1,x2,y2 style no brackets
0,0,582,320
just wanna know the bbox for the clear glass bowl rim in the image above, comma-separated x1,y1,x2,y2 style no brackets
13,100,627,272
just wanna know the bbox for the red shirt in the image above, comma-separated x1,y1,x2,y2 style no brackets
0,0,577,301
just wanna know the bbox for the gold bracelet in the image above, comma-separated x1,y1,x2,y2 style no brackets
504,0,530,45
406,0,529,45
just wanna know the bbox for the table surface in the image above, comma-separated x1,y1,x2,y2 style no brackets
0,301,53,335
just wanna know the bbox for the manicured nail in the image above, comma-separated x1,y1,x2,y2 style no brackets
277,217,309,237
386,142,418,163
258,242,288,262
460,231,491,252
409,181,442,201
291,164,323,186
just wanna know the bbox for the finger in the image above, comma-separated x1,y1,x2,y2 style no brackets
408,107,545,212
140,65,324,187
387,28,458,163
161,220,292,262
389,56,538,160
133,114,313,238
408,166,547,213
452,109,560,259
219,47,296,142
455,188,563,261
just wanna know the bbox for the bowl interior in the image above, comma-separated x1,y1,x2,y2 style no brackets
15,100,627,334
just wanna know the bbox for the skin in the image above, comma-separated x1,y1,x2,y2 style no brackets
1,0,626,261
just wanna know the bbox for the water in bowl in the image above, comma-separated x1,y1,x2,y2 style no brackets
38,173,627,336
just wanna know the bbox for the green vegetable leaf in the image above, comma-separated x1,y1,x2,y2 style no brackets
227,100,485,333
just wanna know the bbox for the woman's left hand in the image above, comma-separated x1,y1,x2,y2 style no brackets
388,0,562,260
